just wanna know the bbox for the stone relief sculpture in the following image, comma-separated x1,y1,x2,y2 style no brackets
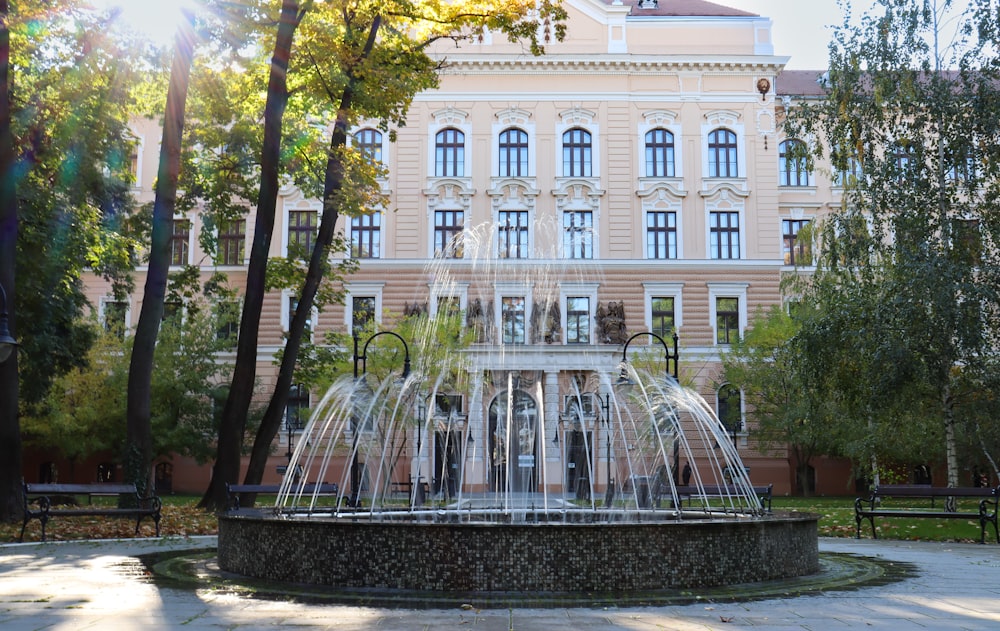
597,300,627,344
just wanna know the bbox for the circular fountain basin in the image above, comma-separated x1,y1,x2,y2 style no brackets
218,511,819,592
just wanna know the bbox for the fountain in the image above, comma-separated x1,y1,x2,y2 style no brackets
218,331,818,595
218,218,817,596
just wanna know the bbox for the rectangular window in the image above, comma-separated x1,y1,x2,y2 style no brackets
352,296,376,333
288,296,312,340
646,212,677,259
709,211,740,259
350,213,381,258
566,297,590,344
218,219,246,266
650,297,675,340
170,218,190,266
215,301,240,346
498,210,529,259
501,296,526,345
716,297,739,345
162,301,182,325
434,210,464,258
285,384,309,431
782,219,811,266
103,300,128,337
288,210,317,257
562,211,593,259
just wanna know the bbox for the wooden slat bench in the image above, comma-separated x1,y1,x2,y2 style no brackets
675,483,773,513
226,482,340,512
855,484,1000,543
20,482,162,542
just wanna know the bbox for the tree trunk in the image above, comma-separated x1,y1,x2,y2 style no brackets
201,1,305,510
240,16,383,489
0,0,23,523
125,12,196,498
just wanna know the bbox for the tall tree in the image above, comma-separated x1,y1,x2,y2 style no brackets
786,0,1000,488
0,0,21,522
124,10,198,497
0,1,144,521
200,0,567,510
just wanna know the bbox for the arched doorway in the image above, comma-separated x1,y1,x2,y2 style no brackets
488,389,538,493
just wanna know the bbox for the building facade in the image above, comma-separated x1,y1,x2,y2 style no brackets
60,0,858,496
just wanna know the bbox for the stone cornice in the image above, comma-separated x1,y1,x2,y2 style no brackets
434,55,787,75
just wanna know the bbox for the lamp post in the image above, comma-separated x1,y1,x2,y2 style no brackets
0,282,16,364
594,392,614,507
285,383,304,465
615,331,681,497
350,331,412,506
616,331,679,383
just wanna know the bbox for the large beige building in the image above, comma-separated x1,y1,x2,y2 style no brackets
73,0,853,496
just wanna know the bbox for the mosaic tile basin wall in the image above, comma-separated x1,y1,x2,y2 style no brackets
218,513,819,592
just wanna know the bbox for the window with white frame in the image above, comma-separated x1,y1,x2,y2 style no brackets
779,139,810,187
562,210,593,259
434,210,464,258
101,298,129,337
707,128,738,178
565,296,591,344
708,283,747,346
709,211,740,259
782,218,812,266
562,128,592,177
350,212,381,258
288,210,317,258
170,218,190,266
645,128,675,177
287,295,313,341
500,296,526,344
717,384,743,435
353,128,383,164
498,210,529,259
498,128,529,177
217,219,245,266
351,296,376,333
643,282,683,341
646,211,677,259
435,128,465,177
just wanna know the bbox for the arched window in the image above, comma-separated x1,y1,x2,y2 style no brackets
708,128,738,178
435,128,465,177
779,139,810,187
645,128,675,177
717,385,743,435
498,128,528,177
562,128,592,177
353,128,382,163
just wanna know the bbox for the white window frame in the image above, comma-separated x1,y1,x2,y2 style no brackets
707,282,749,346
346,283,385,333
560,282,599,345
643,282,684,335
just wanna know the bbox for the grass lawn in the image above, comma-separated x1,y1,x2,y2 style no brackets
3,494,995,544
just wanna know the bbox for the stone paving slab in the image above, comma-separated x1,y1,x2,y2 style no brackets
1,536,999,630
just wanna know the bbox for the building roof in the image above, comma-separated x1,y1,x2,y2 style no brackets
777,69,830,96
602,0,758,18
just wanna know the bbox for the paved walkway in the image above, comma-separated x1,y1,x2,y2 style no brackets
1,536,999,630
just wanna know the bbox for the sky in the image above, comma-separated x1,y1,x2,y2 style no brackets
719,0,878,69
98,0,877,69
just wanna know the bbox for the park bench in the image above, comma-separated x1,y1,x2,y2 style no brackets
855,484,1000,544
226,482,339,512
674,483,773,513
19,481,162,542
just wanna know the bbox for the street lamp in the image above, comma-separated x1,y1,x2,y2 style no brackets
349,330,412,506
616,331,679,385
0,282,17,364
